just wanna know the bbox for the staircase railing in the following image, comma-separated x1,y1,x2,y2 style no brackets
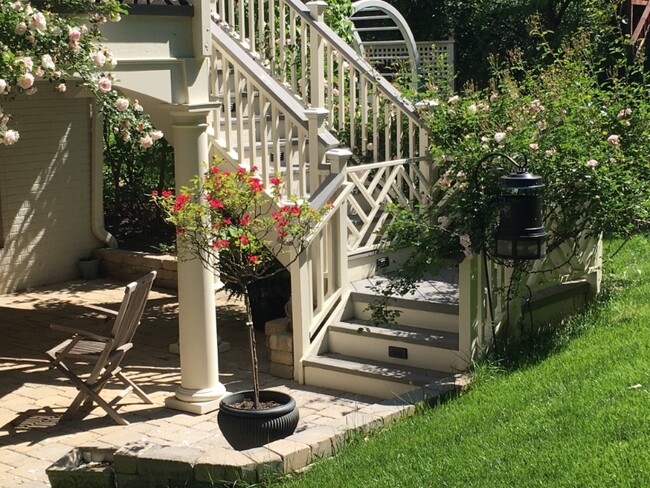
343,155,435,255
210,19,338,198
291,152,354,382
213,0,429,166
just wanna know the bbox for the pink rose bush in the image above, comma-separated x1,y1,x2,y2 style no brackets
381,26,650,278
0,0,163,148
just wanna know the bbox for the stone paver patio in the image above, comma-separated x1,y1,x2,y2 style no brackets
0,279,426,487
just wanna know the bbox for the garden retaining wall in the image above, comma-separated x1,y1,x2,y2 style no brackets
93,249,178,290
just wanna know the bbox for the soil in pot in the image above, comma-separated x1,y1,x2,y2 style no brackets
218,390,299,451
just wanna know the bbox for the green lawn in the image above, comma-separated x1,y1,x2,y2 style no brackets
271,237,650,488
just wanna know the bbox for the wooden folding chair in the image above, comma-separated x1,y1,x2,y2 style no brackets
45,271,157,425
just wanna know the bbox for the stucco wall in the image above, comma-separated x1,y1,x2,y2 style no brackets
0,88,102,293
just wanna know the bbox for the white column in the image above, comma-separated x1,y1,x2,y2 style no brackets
165,108,227,414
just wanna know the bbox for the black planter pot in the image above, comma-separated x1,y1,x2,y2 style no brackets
217,390,299,451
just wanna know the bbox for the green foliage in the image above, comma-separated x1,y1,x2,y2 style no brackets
448,0,623,87
385,25,650,274
324,0,355,45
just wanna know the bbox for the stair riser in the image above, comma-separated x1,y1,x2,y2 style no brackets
328,331,467,372
352,302,458,333
303,366,421,400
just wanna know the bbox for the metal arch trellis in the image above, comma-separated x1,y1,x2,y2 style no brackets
350,0,420,87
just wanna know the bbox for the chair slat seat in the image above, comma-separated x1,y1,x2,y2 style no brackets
45,272,157,425
48,339,107,357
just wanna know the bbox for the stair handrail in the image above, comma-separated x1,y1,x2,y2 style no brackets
213,0,430,163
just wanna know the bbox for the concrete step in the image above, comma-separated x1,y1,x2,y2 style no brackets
351,291,459,333
327,319,464,372
303,352,457,400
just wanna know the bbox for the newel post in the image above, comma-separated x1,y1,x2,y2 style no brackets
305,107,329,193
307,1,327,108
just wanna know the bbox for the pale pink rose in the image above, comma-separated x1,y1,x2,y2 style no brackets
607,134,620,146
106,56,117,69
456,171,466,181
489,92,498,102
3,130,20,145
29,12,46,32
331,87,339,97
68,26,81,42
437,170,452,188
459,234,472,257
11,1,23,10
41,54,55,70
56,83,66,93
133,100,143,112
529,143,539,151
114,98,129,112
92,51,106,67
586,159,598,169
122,131,131,142
617,108,632,120
34,67,44,78
80,25,88,35
494,132,506,143
151,130,164,140
97,77,112,93
506,126,514,132
0,79,7,94
53,70,61,78
69,40,79,52
448,95,459,104
140,135,153,148
545,147,557,157
25,87,37,96
17,73,34,90
15,22,27,35
366,142,374,152
20,56,34,71
480,136,489,143
530,99,544,112
466,104,477,114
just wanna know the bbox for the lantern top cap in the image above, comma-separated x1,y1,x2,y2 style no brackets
501,171,544,189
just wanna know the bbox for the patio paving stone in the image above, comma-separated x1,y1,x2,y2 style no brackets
0,277,441,486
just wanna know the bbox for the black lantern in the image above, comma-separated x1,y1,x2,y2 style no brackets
494,162,546,261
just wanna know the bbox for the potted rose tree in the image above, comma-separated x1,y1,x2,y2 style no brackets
154,158,326,450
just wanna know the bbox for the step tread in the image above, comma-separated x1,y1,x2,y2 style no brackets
303,352,456,386
351,290,459,315
331,319,459,350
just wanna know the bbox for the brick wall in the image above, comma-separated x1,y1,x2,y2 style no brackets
0,88,102,293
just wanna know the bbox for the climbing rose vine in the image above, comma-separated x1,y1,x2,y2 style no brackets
0,0,162,147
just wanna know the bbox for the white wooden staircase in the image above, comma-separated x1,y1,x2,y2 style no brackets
103,0,602,402
303,271,467,399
